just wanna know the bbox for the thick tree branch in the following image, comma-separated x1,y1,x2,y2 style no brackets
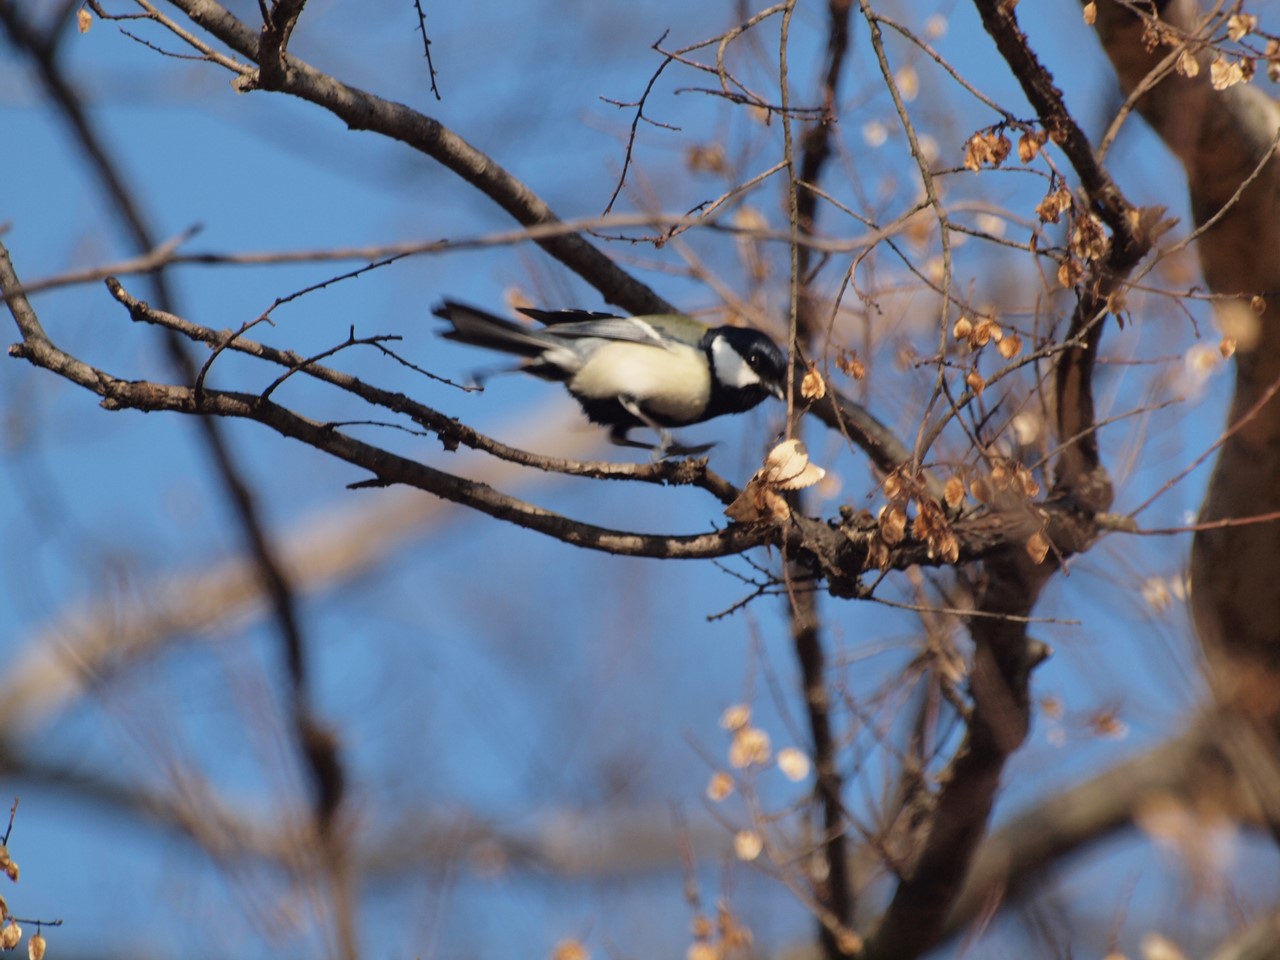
862,1,1154,952
863,547,1051,960
1090,0,1280,714
971,0,1140,256
945,708,1270,935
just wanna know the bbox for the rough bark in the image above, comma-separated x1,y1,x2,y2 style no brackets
1093,0,1280,715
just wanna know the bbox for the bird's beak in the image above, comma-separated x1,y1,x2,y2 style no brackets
769,379,786,400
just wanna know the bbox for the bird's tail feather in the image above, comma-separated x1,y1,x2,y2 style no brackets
433,301,553,358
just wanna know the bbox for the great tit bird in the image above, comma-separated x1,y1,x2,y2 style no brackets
433,300,788,455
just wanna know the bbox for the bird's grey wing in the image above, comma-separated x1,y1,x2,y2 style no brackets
529,317,671,347
517,307,622,326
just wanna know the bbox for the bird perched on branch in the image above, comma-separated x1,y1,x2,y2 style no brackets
433,300,788,456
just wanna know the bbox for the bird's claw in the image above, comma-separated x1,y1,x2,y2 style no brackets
653,439,716,460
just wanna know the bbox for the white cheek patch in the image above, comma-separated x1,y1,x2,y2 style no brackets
710,337,763,390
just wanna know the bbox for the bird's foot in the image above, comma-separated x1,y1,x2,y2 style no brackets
653,438,716,460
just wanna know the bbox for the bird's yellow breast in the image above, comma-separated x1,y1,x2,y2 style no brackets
569,341,711,422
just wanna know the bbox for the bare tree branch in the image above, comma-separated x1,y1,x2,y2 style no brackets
155,0,674,317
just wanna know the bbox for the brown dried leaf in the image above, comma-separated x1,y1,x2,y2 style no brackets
1057,257,1082,288
1070,212,1109,262
989,131,1011,165
952,316,973,341
0,921,19,951
800,364,827,401
27,935,43,960
720,704,750,730
1210,56,1245,90
727,441,825,524
724,479,776,523
990,460,1011,490
836,348,866,380
718,904,753,950
761,439,825,490
1017,464,1041,498
1132,204,1177,247
879,504,907,545
963,130,1010,170
1036,184,1072,224
729,727,771,767
77,6,92,32
963,134,986,172
998,331,1023,358
992,133,1011,165
944,474,965,510
1017,129,1046,163
1175,47,1200,78
972,317,1002,346
1026,530,1051,564
1227,13,1256,41
972,473,993,504
1082,1,1096,25
966,370,986,396
1141,17,1166,51
706,771,734,802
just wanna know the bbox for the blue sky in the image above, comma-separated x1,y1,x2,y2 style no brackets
1,0,1264,957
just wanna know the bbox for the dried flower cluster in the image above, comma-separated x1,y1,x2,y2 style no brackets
968,456,1041,504
966,123,1051,171
1139,5,1277,87
0,808,55,960
706,704,813,876
725,440,827,524
864,467,961,569
1036,183,1073,225
800,364,827,401
963,129,1011,171
687,901,754,960
835,347,866,381
952,314,1023,371
967,457,1051,563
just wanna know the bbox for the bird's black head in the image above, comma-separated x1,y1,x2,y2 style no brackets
704,325,789,415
